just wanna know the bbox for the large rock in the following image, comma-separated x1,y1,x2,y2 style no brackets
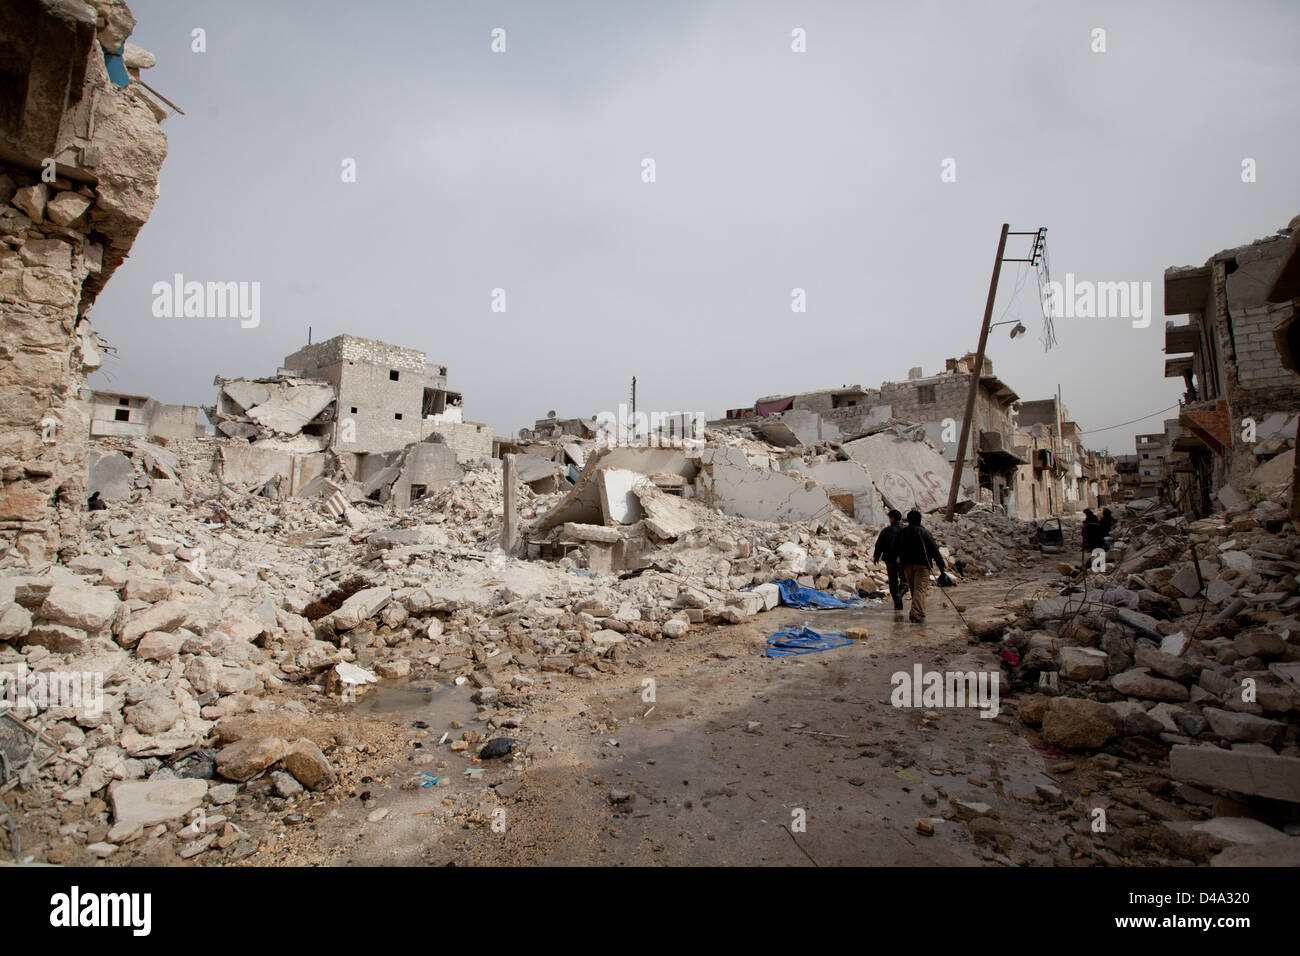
1202,708,1287,746
135,631,183,661
186,657,259,695
120,600,191,648
124,696,183,735
110,778,207,826
39,584,120,632
1059,646,1108,681
282,738,334,791
215,735,288,782
1219,550,1253,574
1234,631,1286,660
1111,669,1190,701
1041,697,1122,750
1134,644,1195,682
0,603,33,641
20,623,89,654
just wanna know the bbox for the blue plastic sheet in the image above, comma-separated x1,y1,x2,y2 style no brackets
765,625,852,657
772,578,863,609
102,42,129,88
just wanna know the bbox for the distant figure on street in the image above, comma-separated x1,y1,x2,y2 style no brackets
873,509,907,610
86,491,106,511
1082,508,1104,552
1099,508,1116,540
897,509,945,623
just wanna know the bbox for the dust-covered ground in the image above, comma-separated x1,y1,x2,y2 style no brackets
247,565,1183,867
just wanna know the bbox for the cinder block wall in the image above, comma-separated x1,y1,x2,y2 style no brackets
424,420,493,464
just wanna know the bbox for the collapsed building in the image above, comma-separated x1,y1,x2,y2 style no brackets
0,0,168,563
80,388,207,442
206,334,493,508
1162,214,1300,517
718,354,1117,522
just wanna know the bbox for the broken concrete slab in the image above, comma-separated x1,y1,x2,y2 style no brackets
220,380,273,413
244,382,335,435
88,449,136,500
841,431,972,514
632,483,696,540
130,438,179,481
109,778,208,826
328,587,391,631
597,468,645,525
1169,744,1300,803
694,446,831,527
1216,484,1247,512
1202,707,1287,745
533,445,695,533
795,459,886,526
1250,449,1294,489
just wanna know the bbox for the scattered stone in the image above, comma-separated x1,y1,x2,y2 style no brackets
215,735,288,782
110,778,208,827
1042,697,1122,750
283,739,335,791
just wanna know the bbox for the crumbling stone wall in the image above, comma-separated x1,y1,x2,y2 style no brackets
0,0,167,563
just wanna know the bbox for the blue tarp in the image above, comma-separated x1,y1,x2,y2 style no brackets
773,578,863,609
765,626,853,657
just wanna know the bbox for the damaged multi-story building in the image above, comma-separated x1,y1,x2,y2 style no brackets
719,354,1112,522
1162,215,1300,514
0,0,168,561
79,388,207,441
209,334,493,507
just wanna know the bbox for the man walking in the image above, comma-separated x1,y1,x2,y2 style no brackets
873,509,907,610
896,509,946,623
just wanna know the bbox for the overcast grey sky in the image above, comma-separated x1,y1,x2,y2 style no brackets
89,0,1300,454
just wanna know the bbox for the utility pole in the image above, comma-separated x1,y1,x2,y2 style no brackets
946,223,1048,520
946,223,1009,519
1055,383,1063,516
501,453,518,554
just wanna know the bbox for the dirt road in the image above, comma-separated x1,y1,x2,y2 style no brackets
254,565,1102,867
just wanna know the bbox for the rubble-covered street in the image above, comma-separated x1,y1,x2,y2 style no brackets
4,425,1300,868
3,3,1300,920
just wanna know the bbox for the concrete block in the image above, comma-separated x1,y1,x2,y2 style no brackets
1169,745,1300,803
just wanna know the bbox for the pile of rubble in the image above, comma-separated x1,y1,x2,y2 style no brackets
993,456,1300,863
0,419,1056,864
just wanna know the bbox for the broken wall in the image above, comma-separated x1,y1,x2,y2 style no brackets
693,446,831,527
389,441,462,509
0,0,167,562
422,419,493,464
842,432,972,514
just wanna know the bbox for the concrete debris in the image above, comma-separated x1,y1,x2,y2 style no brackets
1008,479,1300,857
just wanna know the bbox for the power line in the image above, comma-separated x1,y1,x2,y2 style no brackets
1079,404,1180,435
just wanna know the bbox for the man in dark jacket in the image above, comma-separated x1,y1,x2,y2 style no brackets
873,509,907,610
897,509,945,622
